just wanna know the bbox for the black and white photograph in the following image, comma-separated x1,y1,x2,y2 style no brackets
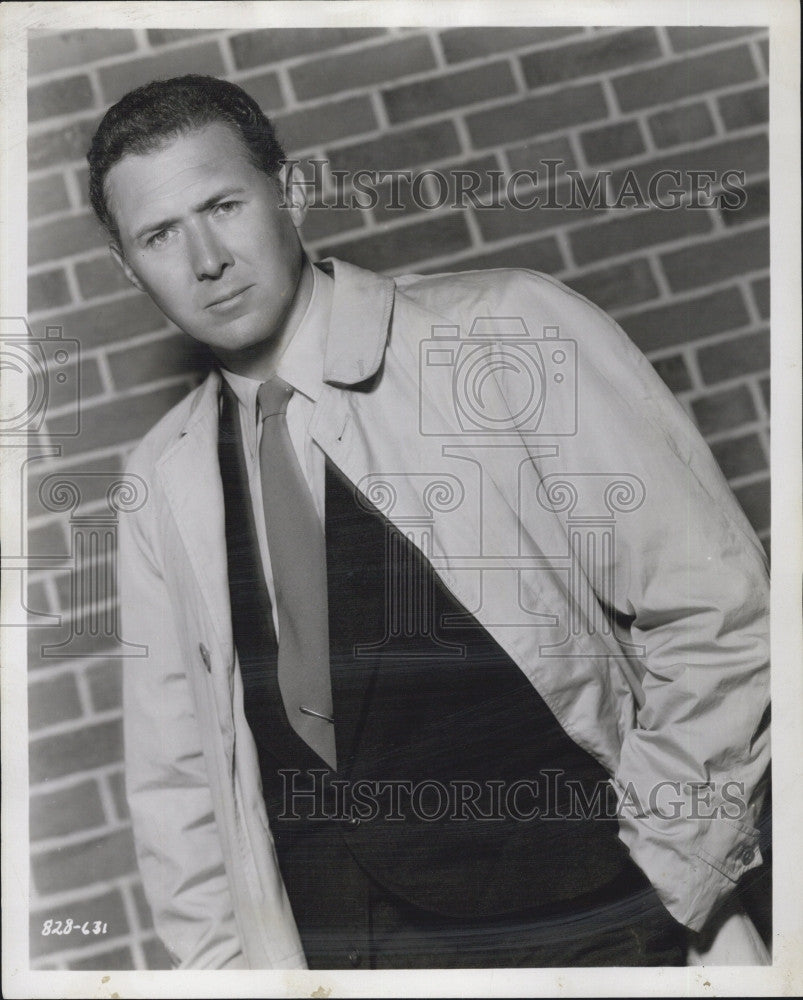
1,1,800,997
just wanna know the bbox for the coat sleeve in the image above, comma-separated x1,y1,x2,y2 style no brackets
511,271,771,933
119,450,247,969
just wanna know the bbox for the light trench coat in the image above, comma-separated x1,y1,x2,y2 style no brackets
119,259,770,969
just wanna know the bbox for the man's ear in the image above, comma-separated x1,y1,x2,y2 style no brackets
109,241,145,293
277,162,309,230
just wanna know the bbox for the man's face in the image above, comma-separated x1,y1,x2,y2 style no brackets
105,123,307,362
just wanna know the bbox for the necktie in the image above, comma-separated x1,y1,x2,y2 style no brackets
257,377,337,770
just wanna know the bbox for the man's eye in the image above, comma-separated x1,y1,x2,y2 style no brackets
146,229,172,249
213,200,240,215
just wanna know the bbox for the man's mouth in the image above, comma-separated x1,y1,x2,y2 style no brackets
206,285,253,310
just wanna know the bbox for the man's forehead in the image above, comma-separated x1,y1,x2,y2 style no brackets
105,123,259,226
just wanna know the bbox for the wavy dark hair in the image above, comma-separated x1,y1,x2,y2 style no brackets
87,74,285,241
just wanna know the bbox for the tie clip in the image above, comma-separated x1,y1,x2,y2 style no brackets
299,705,335,724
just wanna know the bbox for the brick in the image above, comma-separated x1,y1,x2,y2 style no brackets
475,184,595,243
718,84,768,130
759,375,769,412
52,355,105,413
697,330,769,384
30,779,105,840
691,383,758,436
319,213,471,273
734,478,770,533
34,295,167,352
650,354,693,393
238,71,284,113
28,268,71,313
68,946,133,971
290,36,436,101
47,383,189,452
29,212,105,267
662,225,769,291
666,26,764,53
146,28,216,46
75,255,132,300
28,520,68,557
440,26,582,63
328,120,461,177
709,433,767,479
521,27,661,89
466,82,607,149
28,75,94,124
751,276,770,319
569,206,713,267
274,95,377,153
423,236,564,275
133,881,153,929
74,165,90,205
29,173,71,219
29,30,137,76
613,46,756,112
29,672,83,730
98,42,226,104
230,27,385,70
27,581,49,615
109,769,129,821
107,333,214,391
87,659,122,712
30,718,122,783
302,204,366,243
368,154,502,226
29,117,100,171
580,120,644,166
30,889,128,960
620,286,750,353
33,827,138,895
507,135,576,174
608,134,768,196
382,61,516,125
565,259,659,312
758,38,769,72
142,936,172,969
720,177,769,228
649,102,715,149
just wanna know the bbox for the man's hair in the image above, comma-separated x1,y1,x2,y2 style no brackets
87,74,286,240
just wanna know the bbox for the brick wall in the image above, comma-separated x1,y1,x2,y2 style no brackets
26,26,770,970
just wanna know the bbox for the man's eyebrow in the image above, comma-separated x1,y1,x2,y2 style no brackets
133,188,248,241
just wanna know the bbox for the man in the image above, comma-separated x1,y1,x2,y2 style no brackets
87,75,770,970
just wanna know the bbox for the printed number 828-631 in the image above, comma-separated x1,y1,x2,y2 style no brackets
41,919,108,936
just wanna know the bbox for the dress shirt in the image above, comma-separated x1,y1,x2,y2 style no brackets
220,259,333,635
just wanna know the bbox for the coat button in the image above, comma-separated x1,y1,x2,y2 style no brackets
347,948,362,967
737,844,756,866
199,643,212,671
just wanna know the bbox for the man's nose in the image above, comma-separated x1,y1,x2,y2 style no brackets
188,223,233,280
